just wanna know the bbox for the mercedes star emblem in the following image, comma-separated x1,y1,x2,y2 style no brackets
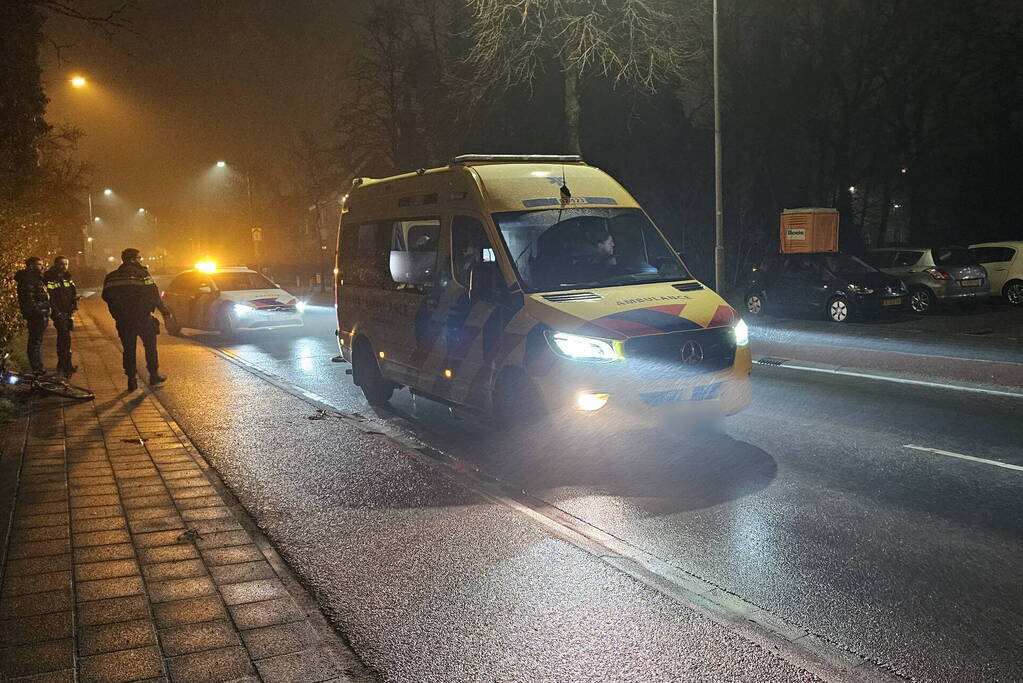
680,341,704,365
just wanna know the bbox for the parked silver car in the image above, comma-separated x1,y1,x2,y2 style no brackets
864,247,988,313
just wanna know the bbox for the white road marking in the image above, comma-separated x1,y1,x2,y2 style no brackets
903,444,1023,472
756,358,1023,400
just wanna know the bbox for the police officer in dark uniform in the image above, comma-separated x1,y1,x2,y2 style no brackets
44,255,78,376
102,248,170,391
14,256,50,374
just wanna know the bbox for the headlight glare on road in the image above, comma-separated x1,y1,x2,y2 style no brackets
847,284,874,294
233,303,254,315
546,331,620,361
576,392,610,411
296,301,307,313
733,319,749,346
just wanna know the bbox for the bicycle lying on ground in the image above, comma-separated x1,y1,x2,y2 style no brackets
1,352,94,401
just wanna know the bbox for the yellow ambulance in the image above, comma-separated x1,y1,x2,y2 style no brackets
334,155,751,425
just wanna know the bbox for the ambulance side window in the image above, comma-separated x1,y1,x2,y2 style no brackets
339,221,391,288
389,219,440,289
452,216,494,287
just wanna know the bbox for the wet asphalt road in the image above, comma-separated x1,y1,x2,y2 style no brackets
87,301,1023,681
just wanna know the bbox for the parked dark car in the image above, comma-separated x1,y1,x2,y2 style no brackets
745,253,908,322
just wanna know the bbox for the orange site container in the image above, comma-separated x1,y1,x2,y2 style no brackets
780,208,839,253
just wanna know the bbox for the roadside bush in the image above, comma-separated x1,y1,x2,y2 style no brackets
0,203,46,356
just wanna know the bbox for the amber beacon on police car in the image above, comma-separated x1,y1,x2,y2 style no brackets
333,154,752,424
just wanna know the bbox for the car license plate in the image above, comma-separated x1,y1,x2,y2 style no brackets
961,279,981,287
883,297,902,306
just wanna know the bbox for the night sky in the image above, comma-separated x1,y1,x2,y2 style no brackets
43,1,371,209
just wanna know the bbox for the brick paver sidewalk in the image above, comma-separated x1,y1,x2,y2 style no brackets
0,309,366,682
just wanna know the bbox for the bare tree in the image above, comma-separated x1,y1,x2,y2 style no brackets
465,0,701,154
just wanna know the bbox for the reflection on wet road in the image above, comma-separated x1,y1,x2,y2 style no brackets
167,304,1023,681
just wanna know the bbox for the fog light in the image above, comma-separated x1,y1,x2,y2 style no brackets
576,392,609,411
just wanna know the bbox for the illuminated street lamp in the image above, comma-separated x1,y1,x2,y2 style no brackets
85,187,114,268
138,208,146,214
214,160,259,261
70,76,87,88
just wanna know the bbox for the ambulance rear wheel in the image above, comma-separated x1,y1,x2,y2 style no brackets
353,341,394,406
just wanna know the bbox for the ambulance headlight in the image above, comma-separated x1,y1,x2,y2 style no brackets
233,303,254,315
733,319,749,347
546,331,621,362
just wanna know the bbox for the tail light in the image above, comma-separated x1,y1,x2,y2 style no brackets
924,267,951,281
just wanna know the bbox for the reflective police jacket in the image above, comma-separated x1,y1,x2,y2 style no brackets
44,266,78,319
102,262,166,322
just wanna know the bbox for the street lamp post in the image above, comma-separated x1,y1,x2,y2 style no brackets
83,188,114,268
216,161,259,263
713,0,725,292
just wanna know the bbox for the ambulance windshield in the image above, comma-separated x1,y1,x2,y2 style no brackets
492,208,692,293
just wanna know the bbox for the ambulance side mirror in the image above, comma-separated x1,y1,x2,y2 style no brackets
469,262,502,302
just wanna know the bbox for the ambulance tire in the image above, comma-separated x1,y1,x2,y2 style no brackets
353,340,394,406
493,369,545,428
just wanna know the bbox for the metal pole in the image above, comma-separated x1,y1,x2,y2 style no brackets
245,168,260,263
86,192,94,268
713,0,725,292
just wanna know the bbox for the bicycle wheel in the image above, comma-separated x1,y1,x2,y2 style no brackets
35,380,95,401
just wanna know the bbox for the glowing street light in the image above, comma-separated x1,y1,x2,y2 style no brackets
103,188,113,196
216,160,227,168
70,76,87,88
87,237,94,242
93,217,101,222
138,208,146,214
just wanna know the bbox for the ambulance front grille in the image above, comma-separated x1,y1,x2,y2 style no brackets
624,327,736,377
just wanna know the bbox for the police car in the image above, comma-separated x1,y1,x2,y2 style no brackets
162,264,305,336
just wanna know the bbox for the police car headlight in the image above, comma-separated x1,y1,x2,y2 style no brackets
546,331,621,362
295,301,307,313
233,303,254,315
733,319,749,347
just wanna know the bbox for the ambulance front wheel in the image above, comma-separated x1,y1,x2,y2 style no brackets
493,369,545,427
352,340,394,406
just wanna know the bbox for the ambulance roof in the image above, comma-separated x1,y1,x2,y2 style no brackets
352,156,640,213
